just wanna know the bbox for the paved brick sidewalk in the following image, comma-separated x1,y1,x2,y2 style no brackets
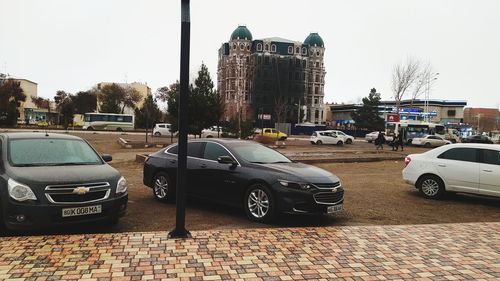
0,223,498,280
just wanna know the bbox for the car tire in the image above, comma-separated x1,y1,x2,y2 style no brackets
87,126,94,131
316,140,322,145
310,141,315,145
153,172,175,202
424,142,431,148
346,139,353,144
206,135,214,138
244,183,275,223
154,132,161,137
417,175,445,199
368,140,372,143
279,137,287,141
451,139,457,143
337,141,343,145
116,127,123,132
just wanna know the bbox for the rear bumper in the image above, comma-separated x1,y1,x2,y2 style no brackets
2,194,128,230
402,170,418,187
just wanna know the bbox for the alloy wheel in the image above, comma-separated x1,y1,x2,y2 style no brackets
421,179,439,196
247,188,270,218
154,175,169,199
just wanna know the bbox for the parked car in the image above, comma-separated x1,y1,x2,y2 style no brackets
310,131,345,145
325,130,354,144
402,143,500,199
411,135,451,147
143,139,344,222
365,131,393,143
201,126,229,138
462,135,494,144
0,133,128,231
153,123,174,137
261,128,287,140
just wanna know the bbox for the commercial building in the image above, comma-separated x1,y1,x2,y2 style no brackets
464,107,500,133
217,25,326,124
328,99,467,129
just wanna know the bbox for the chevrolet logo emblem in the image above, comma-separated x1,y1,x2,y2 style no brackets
73,186,90,195
331,187,338,193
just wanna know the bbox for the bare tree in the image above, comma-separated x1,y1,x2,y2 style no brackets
409,62,437,108
391,57,421,113
121,86,142,113
273,96,286,124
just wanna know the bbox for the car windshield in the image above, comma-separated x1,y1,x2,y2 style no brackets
9,138,103,166
232,143,291,164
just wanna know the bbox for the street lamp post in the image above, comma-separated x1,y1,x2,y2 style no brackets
169,0,191,239
424,72,439,122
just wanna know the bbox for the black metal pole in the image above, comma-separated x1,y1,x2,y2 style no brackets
169,0,191,239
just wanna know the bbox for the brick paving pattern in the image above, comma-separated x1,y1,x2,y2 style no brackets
0,222,498,280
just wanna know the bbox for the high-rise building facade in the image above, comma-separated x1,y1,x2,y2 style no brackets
217,26,326,124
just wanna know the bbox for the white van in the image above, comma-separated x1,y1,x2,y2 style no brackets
153,123,173,136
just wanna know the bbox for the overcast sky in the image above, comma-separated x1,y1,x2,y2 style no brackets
1,0,499,108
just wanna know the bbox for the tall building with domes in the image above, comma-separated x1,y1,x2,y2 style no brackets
217,25,326,124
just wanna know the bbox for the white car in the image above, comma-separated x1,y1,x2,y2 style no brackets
402,143,500,199
324,130,354,144
412,135,451,147
365,131,393,143
201,126,224,138
153,123,174,136
310,131,346,145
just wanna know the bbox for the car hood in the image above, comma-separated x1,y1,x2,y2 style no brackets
262,162,340,183
6,164,121,188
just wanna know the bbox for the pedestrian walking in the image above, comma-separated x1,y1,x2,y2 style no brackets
375,132,385,150
397,133,404,151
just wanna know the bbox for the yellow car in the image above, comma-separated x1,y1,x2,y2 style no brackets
261,128,288,140
36,120,49,127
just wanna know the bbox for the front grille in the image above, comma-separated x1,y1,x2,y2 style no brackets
313,182,341,189
313,190,344,204
48,191,108,203
45,182,110,204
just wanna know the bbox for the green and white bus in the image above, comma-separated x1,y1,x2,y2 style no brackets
82,113,134,131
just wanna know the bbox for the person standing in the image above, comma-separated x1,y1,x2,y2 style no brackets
375,132,385,150
397,133,404,151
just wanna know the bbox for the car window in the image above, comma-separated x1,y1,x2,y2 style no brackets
159,125,165,128
203,142,232,161
437,148,478,162
312,132,317,137
166,145,178,154
9,139,102,166
187,142,205,158
271,129,277,133
481,149,500,165
264,129,271,133
165,143,205,158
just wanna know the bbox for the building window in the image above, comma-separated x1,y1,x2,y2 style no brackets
264,56,270,65
265,44,269,51
246,45,250,51
302,60,307,67
233,43,237,50
246,57,249,63
448,110,456,117
302,47,307,55
257,56,261,64
296,47,300,53
315,75,319,82
257,43,262,51
314,98,318,104
315,87,319,95
271,44,276,52
316,51,320,56
295,72,300,80
288,46,293,54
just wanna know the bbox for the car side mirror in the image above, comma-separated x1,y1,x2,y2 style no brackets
102,154,113,162
217,156,236,166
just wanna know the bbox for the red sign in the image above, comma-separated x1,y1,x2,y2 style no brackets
386,114,400,122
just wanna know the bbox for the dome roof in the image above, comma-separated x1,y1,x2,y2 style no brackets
304,33,324,47
230,25,252,41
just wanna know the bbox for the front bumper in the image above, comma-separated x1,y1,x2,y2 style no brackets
272,183,344,215
1,194,128,230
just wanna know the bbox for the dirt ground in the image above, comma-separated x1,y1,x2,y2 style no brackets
7,131,500,235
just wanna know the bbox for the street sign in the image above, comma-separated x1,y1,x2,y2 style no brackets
258,114,271,120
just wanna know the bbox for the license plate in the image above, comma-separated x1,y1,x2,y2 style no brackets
62,205,102,217
327,204,343,214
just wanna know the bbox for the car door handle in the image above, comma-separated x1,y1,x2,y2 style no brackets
170,160,176,164
200,164,207,168
482,169,493,172
438,164,446,167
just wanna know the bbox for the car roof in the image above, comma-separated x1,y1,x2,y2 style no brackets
0,132,84,141
443,143,499,149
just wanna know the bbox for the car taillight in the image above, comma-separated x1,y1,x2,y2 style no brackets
404,156,411,167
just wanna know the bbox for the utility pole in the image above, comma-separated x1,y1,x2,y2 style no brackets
476,113,482,133
169,0,191,239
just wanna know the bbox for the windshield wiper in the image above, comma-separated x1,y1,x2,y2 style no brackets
51,162,96,166
269,161,291,164
13,163,45,167
250,161,268,164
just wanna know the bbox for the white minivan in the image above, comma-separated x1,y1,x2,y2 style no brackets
403,143,500,199
153,123,173,136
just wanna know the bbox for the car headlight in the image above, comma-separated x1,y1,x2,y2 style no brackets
8,178,37,202
278,179,311,190
116,176,128,194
